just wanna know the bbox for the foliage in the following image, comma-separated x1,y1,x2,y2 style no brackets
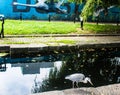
81,0,96,20
40,53,83,91
40,51,98,91
68,0,83,4
37,48,120,93
76,0,120,20
40,62,70,92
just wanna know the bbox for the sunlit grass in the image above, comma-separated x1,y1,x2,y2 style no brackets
3,20,120,35
4,20,78,35
55,39,76,44
0,53,9,57
84,23,120,34
0,38,30,44
0,38,76,45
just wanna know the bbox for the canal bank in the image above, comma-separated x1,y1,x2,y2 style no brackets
30,83,120,95
0,35,120,55
0,34,120,95
0,35,120,57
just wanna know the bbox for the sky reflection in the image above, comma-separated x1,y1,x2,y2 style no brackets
0,63,52,95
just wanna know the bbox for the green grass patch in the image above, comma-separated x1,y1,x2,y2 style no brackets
3,20,120,35
0,53,9,57
56,39,76,44
0,38,30,44
3,41,30,44
4,20,78,35
84,23,120,34
44,39,76,45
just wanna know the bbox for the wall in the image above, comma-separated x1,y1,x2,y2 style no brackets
0,0,83,20
0,0,119,22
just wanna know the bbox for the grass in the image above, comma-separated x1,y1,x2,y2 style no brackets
0,38,30,44
4,20,78,35
0,37,76,45
84,23,120,34
1,20,120,35
0,53,9,57
56,39,76,44
46,39,76,45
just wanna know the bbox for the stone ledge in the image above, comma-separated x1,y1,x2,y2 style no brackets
30,83,120,95
0,45,10,53
0,42,120,57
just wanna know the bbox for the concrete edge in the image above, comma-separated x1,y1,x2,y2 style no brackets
0,42,120,57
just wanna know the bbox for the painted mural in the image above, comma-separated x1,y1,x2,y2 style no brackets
0,0,119,21
0,0,77,20
12,0,68,14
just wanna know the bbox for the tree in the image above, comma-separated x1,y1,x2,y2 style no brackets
81,0,120,20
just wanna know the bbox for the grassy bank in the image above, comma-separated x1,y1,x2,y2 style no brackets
2,20,120,35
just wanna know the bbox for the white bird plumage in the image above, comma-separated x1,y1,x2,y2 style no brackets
12,0,67,13
13,0,49,10
65,73,93,88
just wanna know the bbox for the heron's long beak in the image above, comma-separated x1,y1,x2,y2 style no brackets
88,80,94,86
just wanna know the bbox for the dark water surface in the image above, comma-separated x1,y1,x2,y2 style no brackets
0,47,120,95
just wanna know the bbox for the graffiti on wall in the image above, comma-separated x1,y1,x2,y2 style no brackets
0,0,119,20
12,0,71,14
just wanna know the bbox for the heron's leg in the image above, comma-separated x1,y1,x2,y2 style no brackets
76,82,79,88
72,81,74,88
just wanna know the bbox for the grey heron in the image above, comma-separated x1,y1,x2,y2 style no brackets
65,73,93,88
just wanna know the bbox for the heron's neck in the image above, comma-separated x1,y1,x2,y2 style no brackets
83,78,88,83
14,2,37,7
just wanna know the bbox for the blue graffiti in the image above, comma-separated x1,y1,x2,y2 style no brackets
13,0,70,14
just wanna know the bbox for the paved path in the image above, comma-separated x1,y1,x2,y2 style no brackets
1,35,120,46
0,35,120,56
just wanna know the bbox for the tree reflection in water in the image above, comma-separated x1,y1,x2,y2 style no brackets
32,48,120,93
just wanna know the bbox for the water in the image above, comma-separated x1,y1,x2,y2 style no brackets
0,64,53,95
0,47,120,95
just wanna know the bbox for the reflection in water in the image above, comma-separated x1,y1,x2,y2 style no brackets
117,77,120,82
11,62,54,75
40,48,120,93
0,63,6,72
0,63,52,95
31,75,41,93
0,47,120,94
